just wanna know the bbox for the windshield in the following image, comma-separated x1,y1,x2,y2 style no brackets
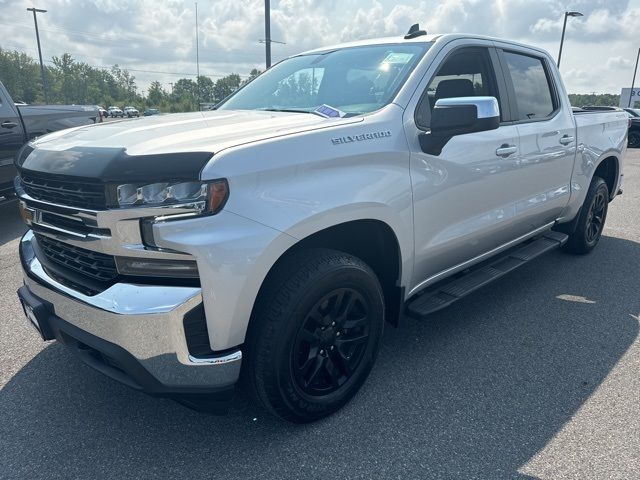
218,44,430,116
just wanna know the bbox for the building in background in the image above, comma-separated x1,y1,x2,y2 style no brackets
620,88,639,108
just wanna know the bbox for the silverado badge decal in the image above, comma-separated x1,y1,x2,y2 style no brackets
331,130,392,145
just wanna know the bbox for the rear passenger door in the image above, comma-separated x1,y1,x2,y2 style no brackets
496,47,576,227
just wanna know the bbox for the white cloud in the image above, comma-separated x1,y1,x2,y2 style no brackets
607,56,635,69
0,0,638,93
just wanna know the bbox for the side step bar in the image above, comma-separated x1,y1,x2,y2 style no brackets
406,231,568,319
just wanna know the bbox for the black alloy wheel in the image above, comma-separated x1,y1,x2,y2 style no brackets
291,288,371,396
244,248,385,423
584,189,606,244
563,175,609,254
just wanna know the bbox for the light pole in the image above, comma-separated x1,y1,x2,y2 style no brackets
260,0,284,71
628,47,640,108
195,2,200,108
264,0,271,68
27,7,48,103
557,11,583,68
259,0,285,68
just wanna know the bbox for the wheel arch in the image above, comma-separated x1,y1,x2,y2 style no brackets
249,219,406,330
593,154,620,200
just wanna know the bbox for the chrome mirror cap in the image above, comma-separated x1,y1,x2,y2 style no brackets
434,96,500,119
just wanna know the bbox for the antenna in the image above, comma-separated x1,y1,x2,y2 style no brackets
404,23,427,40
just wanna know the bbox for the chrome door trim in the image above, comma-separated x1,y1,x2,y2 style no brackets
407,221,556,298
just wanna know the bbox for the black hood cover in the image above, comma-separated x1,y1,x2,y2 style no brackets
16,145,213,183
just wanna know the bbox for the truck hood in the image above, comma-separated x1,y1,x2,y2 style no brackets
31,109,362,156
19,109,363,182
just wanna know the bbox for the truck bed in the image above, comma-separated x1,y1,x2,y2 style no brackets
573,108,628,151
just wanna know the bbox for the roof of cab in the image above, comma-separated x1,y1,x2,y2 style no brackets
299,34,441,55
298,33,551,58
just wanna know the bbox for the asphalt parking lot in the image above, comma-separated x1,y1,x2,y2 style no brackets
1,150,639,480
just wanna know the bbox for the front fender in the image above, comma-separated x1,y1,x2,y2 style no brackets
152,210,297,351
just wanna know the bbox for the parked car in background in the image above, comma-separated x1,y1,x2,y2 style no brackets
623,108,640,148
107,106,123,117
0,81,98,203
124,106,139,118
143,108,160,116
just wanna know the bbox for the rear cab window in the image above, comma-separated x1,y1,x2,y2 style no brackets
502,51,558,122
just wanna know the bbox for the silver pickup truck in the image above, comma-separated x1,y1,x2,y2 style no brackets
14,30,627,422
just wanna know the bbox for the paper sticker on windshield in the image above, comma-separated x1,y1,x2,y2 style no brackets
315,104,346,118
382,52,415,64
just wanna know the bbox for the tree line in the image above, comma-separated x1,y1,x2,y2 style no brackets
568,93,622,108
1,47,629,111
0,47,260,112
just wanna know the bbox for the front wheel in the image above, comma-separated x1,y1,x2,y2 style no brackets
244,249,384,423
563,176,609,254
629,130,640,149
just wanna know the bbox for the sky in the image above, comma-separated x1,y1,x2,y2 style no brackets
0,0,639,94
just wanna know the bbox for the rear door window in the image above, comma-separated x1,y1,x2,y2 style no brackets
503,52,557,121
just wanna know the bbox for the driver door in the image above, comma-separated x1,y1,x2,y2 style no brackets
404,45,530,290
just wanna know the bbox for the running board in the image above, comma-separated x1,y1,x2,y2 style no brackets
406,231,568,319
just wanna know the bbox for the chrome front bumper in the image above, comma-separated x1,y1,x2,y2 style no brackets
19,230,242,392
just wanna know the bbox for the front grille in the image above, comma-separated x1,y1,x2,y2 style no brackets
35,234,118,282
20,171,106,210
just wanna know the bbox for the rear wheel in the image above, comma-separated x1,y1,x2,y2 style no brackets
563,176,609,254
244,249,384,423
629,130,640,148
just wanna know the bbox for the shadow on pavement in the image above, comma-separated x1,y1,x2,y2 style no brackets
1,235,639,479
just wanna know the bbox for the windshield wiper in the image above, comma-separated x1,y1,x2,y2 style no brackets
260,108,325,117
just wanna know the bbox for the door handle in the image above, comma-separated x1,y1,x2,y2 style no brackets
496,144,517,157
559,135,575,145
1,120,18,129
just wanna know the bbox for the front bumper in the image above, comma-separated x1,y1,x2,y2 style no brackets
19,230,242,412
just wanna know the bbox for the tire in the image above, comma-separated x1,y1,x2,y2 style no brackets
563,176,609,254
629,130,640,149
244,248,384,423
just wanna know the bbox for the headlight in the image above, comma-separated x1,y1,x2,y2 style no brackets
115,179,228,213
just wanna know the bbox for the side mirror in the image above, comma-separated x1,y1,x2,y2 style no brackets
419,96,500,156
